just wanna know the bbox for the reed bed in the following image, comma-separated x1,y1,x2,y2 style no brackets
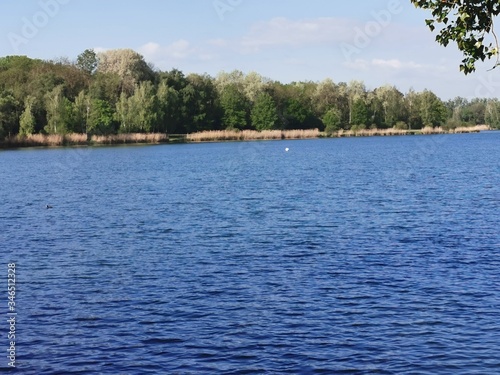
282,129,320,139
187,129,320,142
335,125,490,137
337,128,410,137
91,133,168,144
0,126,493,149
420,126,445,135
1,133,87,148
452,124,490,133
0,133,167,148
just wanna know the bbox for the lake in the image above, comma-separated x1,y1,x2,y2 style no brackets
1,132,499,374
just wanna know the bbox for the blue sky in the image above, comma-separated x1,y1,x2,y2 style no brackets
1,0,499,100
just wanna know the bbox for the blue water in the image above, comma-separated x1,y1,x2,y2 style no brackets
1,132,499,374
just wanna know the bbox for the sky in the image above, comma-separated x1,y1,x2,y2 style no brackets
1,0,500,100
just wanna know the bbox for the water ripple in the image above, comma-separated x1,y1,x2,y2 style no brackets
1,134,499,373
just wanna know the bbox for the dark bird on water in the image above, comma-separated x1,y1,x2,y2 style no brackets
46,205,53,209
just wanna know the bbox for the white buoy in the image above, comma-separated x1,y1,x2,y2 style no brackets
285,148,289,152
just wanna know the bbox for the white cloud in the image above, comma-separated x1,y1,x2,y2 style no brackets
345,58,434,71
372,59,423,69
138,39,195,61
240,17,355,52
166,39,192,59
140,42,161,55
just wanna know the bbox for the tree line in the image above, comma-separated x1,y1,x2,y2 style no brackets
1,48,499,140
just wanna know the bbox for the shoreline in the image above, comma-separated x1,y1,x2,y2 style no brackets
0,125,493,150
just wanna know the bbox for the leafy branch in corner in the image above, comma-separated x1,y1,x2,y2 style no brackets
411,0,500,74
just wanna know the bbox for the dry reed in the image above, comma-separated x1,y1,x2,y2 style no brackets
1,133,88,147
187,129,320,142
0,126,493,149
0,133,168,148
282,129,320,139
420,126,445,135
337,128,410,137
452,124,490,133
91,133,168,144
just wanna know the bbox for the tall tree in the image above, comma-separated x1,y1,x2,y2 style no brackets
19,96,36,136
351,98,370,127
156,80,180,133
346,80,366,125
0,90,19,138
71,90,92,134
419,90,447,127
96,49,154,93
44,85,71,134
181,73,220,133
322,108,342,134
219,83,249,130
76,49,98,74
251,92,278,130
88,99,114,135
404,89,423,129
374,85,405,128
117,82,158,133
485,99,500,128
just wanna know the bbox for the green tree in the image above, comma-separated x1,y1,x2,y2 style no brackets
322,108,342,134
89,72,122,106
76,49,98,74
181,73,220,133
0,90,19,138
346,80,366,125
485,99,500,128
156,80,179,133
411,0,500,73
404,88,423,129
351,98,370,127
251,92,278,130
129,81,158,133
44,85,71,134
419,90,447,126
220,83,249,130
115,91,132,133
88,99,114,135
374,85,405,128
19,96,36,136
71,90,92,134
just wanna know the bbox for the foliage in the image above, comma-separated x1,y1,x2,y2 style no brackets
484,99,500,128
19,96,36,136
97,49,154,93
220,83,249,130
44,85,71,134
88,99,114,135
322,108,342,134
0,90,19,137
419,90,448,126
0,51,498,141
76,49,98,74
411,0,500,73
251,92,279,130
351,99,370,127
